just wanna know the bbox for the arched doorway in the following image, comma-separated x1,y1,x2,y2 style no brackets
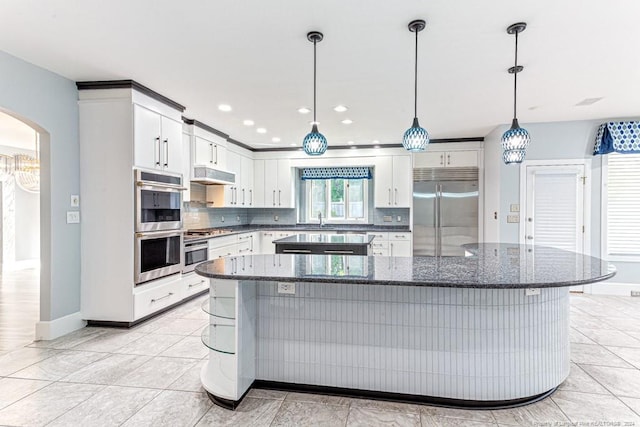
0,109,46,351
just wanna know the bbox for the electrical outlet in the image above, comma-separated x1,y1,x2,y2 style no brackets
277,282,295,295
70,195,80,207
631,291,640,297
221,216,225,222
383,215,392,222
236,215,240,221
507,215,520,223
525,288,541,296
274,215,279,221
510,204,520,213
66,211,80,224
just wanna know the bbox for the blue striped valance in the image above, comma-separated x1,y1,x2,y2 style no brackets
301,167,372,180
593,121,640,155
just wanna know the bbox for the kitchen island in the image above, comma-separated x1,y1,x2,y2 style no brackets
195,244,614,409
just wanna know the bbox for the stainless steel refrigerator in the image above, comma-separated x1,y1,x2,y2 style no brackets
413,168,479,256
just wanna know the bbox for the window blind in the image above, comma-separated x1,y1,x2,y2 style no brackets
301,167,372,180
607,153,640,255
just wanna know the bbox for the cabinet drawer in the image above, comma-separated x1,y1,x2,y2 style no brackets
371,249,389,256
134,278,183,320
183,273,209,298
208,235,238,250
367,232,389,240
209,244,237,259
389,232,411,241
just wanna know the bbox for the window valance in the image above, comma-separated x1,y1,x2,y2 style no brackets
593,121,640,155
301,167,372,180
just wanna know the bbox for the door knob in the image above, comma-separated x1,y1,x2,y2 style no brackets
526,236,534,240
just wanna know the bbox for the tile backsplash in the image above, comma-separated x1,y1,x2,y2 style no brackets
373,208,410,226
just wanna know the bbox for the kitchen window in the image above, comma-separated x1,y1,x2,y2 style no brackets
602,152,640,260
307,178,368,223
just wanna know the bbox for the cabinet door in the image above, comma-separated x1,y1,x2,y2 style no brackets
161,116,183,173
392,155,412,208
264,159,279,207
182,132,192,201
194,136,214,166
133,105,162,170
225,151,242,206
447,150,478,167
253,160,265,208
260,231,276,254
241,155,254,207
374,156,393,207
413,151,446,168
276,159,293,207
389,240,412,257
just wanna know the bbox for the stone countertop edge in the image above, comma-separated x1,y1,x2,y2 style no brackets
186,224,410,240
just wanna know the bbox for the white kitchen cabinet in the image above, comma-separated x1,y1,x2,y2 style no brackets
414,150,478,168
133,104,182,173
194,135,226,168
367,232,412,256
263,159,293,208
240,155,254,207
253,160,265,208
374,155,411,208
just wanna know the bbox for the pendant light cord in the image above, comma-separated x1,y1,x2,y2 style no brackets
414,28,418,118
513,31,519,120
313,38,317,124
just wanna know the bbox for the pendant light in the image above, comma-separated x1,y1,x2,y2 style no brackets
402,19,429,152
302,31,328,156
501,22,530,164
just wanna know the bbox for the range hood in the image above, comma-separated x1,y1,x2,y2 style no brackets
191,166,236,185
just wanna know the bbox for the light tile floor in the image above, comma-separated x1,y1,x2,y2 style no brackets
0,293,639,426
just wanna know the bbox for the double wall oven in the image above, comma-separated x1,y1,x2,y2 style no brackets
134,169,186,285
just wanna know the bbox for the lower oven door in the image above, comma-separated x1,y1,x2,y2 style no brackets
135,230,184,285
183,242,209,274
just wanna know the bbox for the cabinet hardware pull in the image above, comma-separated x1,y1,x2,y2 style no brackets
278,190,281,206
273,190,276,206
447,154,451,165
151,292,174,303
390,242,394,257
394,188,398,205
163,139,169,167
440,154,444,165
388,188,391,205
188,282,205,288
324,250,354,254
214,145,218,164
283,249,311,253
210,143,214,164
249,189,252,206
155,137,161,166
242,188,245,205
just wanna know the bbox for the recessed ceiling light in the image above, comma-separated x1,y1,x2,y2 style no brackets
347,141,355,145
575,97,604,106
272,137,281,143
298,107,311,114
350,146,357,150
372,140,380,144
218,104,232,112
309,121,320,126
290,143,297,146
528,106,539,110
341,119,353,125
374,145,381,149
256,128,267,134
243,119,254,126
334,105,348,112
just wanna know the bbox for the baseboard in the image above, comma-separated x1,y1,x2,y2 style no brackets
583,282,640,296
35,311,87,341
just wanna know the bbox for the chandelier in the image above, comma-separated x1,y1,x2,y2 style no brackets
0,135,40,193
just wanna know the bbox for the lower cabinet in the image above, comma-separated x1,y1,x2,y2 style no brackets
183,272,209,299
133,276,183,320
366,232,412,256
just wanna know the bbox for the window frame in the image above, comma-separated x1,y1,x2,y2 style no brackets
601,152,640,262
306,178,368,224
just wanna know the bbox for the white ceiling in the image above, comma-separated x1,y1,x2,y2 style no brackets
1,0,639,149
0,111,37,150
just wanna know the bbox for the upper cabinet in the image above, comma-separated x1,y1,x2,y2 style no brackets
374,155,411,208
133,104,183,174
263,159,293,208
193,135,226,168
414,150,478,168
205,150,254,207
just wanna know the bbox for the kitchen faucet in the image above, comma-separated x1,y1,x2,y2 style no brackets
318,212,323,228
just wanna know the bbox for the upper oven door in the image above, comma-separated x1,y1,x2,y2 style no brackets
135,169,186,232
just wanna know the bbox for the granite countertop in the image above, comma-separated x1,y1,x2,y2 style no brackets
273,234,375,245
195,243,616,289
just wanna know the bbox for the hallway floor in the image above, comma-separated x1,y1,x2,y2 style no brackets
0,292,639,426
0,267,38,352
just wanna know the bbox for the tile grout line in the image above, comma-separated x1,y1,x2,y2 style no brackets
573,362,640,418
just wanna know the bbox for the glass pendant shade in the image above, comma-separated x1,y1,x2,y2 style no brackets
501,119,530,164
303,124,328,156
402,117,430,152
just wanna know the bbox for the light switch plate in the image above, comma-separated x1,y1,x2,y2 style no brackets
507,215,520,223
66,211,80,224
70,195,80,207
510,203,520,212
